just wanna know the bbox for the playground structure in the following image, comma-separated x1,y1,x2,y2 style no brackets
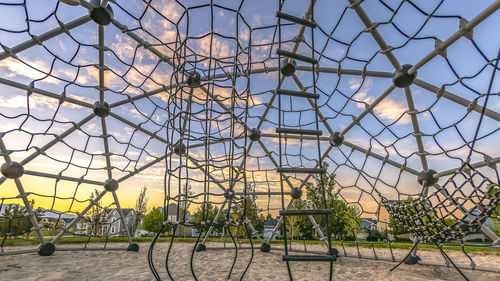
0,0,499,281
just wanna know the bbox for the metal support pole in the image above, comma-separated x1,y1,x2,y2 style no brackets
109,67,393,108
340,84,397,138
109,112,168,144
97,23,133,245
51,190,108,244
414,79,500,122
408,0,500,75
266,200,294,244
0,77,94,108
200,200,227,245
433,156,500,179
0,16,91,61
347,0,401,70
22,169,104,186
0,113,95,185
0,137,46,245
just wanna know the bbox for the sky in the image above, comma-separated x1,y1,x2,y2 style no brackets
0,0,499,221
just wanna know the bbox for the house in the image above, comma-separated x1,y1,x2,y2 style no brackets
159,203,193,237
37,208,77,229
360,218,378,231
0,203,23,216
263,218,280,240
159,203,192,222
74,216,91,233
97,208,136,237
377,203,392,232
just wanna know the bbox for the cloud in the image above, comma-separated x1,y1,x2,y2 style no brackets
350,77,410,124
0,57,60,84
348,77,364,90
0,92,90,111
359,92,410,124
187,35,235,67
158,0,184,23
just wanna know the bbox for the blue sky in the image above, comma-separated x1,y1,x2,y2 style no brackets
0,0,499,219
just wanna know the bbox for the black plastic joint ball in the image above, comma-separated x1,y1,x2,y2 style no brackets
280,58,297,77
89,0,114,26
392,64,416,88
249,128,261,142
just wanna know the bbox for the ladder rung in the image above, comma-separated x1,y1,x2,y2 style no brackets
283,255,336,262
277,49,318,64
276,128,322,136
280,209,331,216
277,167,326,174
276,89,319,99
276,11,317,28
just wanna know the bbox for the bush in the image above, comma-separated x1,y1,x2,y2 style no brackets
0,204,39,237
366,229,383,241
465,238,491,243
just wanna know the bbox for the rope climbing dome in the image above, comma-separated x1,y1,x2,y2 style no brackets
0,0,499,280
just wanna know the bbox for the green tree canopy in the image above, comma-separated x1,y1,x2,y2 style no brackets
142,207,165,234
489,186,500,219
191,203,225,233
230,197,266,236
88,189,104,237
294,163,361,239
0,203,39,237
134,187,149,234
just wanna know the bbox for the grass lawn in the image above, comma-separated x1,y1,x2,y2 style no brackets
1,236,499,255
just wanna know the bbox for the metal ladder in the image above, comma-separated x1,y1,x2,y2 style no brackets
276,2,335,280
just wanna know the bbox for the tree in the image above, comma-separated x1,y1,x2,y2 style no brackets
175,184,194,237
191,203,225,234
297,163,361,240
230,197,266,237
179,184,194,219
489,186,500,219
0,203,39,238
142,207,166,234
88,189,104,237
487,185,500,235
25,199,38,238
134,187,149,234
288,200,313,239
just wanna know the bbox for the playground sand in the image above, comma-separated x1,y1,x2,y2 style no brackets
0,243,499,280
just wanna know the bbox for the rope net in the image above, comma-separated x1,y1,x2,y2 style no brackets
0,0,499,279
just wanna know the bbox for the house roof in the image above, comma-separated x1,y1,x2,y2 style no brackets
121,208,134,216
264,219,279,227
103,208,135,217
161,203,192,219
38,208,77,219
0,204,23,216
360,218,377,229
361,218,377,224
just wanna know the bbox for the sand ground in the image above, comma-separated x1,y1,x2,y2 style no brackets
0,242,499,280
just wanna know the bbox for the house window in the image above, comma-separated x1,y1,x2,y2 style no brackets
125,218,128,225
111,226,115,233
